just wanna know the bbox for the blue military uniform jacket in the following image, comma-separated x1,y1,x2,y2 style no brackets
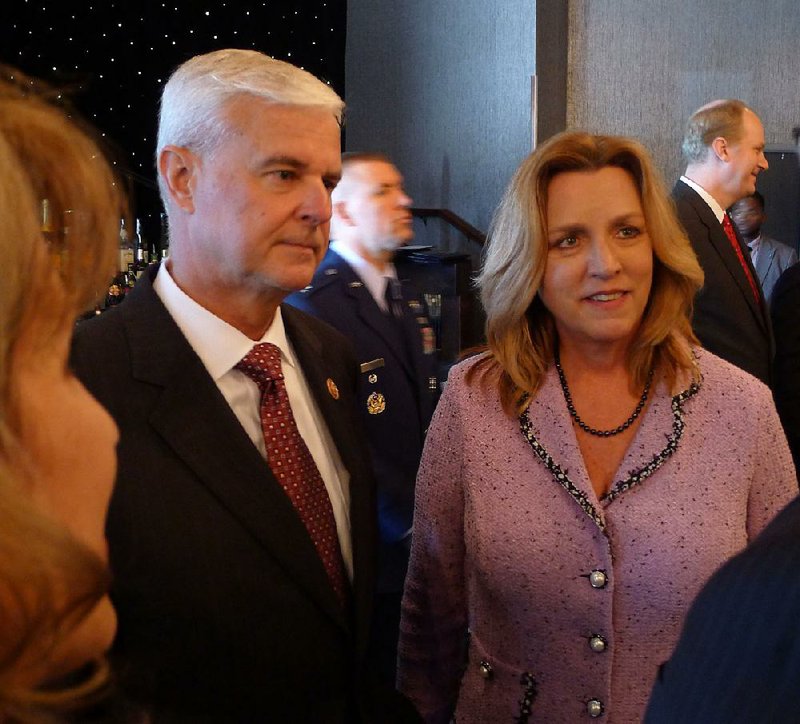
286,249,439,591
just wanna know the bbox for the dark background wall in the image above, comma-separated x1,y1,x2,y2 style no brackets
344,0,537,254
347,1,800,248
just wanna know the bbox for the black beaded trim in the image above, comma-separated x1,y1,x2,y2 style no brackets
602,381,700,503
520,411,605,531
515,672,538,724
519,380,701,530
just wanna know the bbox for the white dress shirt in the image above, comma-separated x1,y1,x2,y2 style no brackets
153,264,353,579
330,240,398,311
747,235,761,268
680,175,725,223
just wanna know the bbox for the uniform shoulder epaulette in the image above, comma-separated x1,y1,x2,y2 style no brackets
299,266,340,294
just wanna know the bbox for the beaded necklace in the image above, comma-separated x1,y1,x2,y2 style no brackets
554,348,654,438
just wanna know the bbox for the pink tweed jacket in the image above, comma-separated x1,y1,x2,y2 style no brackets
397,348,796,724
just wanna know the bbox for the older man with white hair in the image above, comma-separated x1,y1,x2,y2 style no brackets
71,50,421,723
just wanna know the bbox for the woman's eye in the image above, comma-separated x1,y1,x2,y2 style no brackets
618,226,641,239
556,236,579,249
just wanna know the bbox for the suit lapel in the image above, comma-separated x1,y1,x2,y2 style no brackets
756,242,775,284
330,254,416,379
679,183,768,332
124,272,349,630
281,304,375,646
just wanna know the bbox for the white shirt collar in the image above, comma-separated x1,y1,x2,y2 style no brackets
680,175,726,222
152,262,296,381
330,240,397,308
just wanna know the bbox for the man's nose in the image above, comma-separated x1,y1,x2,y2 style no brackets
299,180,333,225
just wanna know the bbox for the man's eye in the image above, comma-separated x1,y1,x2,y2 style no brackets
270,170,296,181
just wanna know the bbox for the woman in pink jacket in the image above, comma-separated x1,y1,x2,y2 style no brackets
397,132,796,723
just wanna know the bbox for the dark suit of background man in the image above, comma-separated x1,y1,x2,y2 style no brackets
287,153,439,685
730,190,798,305
71,49,419,723
673,99,773,385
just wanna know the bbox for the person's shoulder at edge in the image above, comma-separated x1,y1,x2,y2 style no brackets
288,249,350,301
773,261,800,299
283,301,358,358
692,345,772,397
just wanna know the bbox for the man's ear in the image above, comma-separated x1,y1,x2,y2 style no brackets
159,146,199,213
334,200,355,226
711,136,729,162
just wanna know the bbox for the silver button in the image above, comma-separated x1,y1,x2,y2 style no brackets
587,699,604,717
589,635,607,653
589,570,607,588
478,660,493,679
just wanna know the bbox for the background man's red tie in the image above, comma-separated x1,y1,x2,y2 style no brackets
237,343,348,604
722,213,761,306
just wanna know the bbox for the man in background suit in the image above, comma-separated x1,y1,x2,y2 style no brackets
287,153,439,685
673,99,772,384
730,190,798,305
71,49,418,722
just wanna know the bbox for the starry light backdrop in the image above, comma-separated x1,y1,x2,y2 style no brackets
1,0,346,244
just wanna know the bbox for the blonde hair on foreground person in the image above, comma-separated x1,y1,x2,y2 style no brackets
0,66,124,720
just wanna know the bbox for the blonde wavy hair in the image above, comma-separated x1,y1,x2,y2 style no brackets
0,67,124,719
472,132,704,416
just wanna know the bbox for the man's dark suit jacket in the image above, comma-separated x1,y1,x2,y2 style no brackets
71,264,419,723
673,179,773,385
286,249,438,593
771,263,800,474
645,493,800,723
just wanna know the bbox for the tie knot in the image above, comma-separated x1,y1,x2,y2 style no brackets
236,342,284,390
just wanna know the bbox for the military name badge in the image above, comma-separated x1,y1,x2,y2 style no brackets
367,391,386,415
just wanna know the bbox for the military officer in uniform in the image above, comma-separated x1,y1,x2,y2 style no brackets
286,152,438,684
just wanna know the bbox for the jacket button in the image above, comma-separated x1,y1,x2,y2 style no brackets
589,570,607,588
478,660,493,679
587,698,604,717
589,635,607,653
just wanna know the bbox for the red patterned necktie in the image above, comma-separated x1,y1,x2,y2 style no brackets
236,343,348,604
722,213,761,306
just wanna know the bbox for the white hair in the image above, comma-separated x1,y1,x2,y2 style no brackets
156,49,344,202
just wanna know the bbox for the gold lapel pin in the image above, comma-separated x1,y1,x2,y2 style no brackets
326,378,340,400
367,391,386,415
